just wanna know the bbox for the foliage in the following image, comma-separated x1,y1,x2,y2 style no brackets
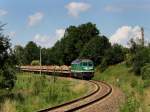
41,48,50,65
132,47,150,75
125,53,133,67
0,23,16,89
98,44,125,71
97,58,108,72
51,22,100,65
104,44,125,65
0,35,10,66
127,39,150,75
31,60,40,66
80,36,111,65
143,79,150,88
121,95,140,112
13,22,102,65
24,41,40,65
141,64,150,80
14,45,25,65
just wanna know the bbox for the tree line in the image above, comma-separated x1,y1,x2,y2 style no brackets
14,22,125,66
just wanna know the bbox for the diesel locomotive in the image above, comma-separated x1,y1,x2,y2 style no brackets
71,59,94,79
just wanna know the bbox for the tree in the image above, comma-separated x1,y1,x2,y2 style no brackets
128,39,150,75
103,44,125,65
141,64,150,80
14,45,25,65
132,47,150,74
41,48,49,65
0,23,16,89
80,36,111,65
46,22,100,65
24,41,40,65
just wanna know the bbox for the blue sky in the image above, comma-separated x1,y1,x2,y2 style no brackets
0,0,150,47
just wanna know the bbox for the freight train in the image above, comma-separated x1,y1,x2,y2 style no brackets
20,59,94,79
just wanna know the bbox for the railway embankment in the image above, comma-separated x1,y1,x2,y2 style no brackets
93,63,150,112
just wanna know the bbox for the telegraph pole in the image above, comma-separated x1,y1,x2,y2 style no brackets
141,27,144,46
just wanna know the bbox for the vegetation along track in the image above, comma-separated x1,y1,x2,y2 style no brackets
38,80,112,112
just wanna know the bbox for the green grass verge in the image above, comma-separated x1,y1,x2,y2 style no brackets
93,63,150,112
0,72,88,112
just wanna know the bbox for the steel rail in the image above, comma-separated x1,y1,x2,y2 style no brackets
38,80,112,112
38,80,100,112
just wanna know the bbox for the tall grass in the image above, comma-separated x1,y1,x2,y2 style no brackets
93,63,149,112
0,72,88,112
0,99,16,112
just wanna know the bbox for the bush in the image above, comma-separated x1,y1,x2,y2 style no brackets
0,65,16,89
31,60,40,66
99,58,108,72
125,54,133,67
105,44,125,65
0,28,16,90
131,79,138,88
141,64,150,80
121,95,140,112
143,80,150,88
132,47,150,75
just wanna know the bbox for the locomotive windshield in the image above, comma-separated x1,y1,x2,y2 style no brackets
89,62,93,66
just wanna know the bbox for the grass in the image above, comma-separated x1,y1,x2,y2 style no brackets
0,72,89,112
93,62,150,112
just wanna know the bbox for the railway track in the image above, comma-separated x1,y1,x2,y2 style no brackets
38,80,112,112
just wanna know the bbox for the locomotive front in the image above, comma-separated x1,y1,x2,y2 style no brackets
71,59,94,79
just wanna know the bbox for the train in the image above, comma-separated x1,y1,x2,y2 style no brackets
19,59,94,80
71,59,94,79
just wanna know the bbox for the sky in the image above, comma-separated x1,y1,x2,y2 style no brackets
0,0,150,48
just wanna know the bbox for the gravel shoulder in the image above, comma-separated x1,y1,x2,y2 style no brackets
79,85,125,112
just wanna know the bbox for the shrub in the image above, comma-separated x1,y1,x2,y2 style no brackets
121,95,140,112
125,54,133,67
141,64,150,80
131,79,138,88
143,80,150,88
132,47,150,75
98,58,108,72
0,25,17,90
31,60,40,66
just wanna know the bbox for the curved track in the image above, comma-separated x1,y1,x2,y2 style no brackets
38,80,112,112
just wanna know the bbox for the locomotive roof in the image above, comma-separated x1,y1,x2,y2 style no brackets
71,59,93,64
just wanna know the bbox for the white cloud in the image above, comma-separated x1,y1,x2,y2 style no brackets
55,29,65,40
28,12,43,26
8,31,16,38
34,34,49,44
33,28,65,48
110,26,141,47
65,2,91,17
0,9,8,16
